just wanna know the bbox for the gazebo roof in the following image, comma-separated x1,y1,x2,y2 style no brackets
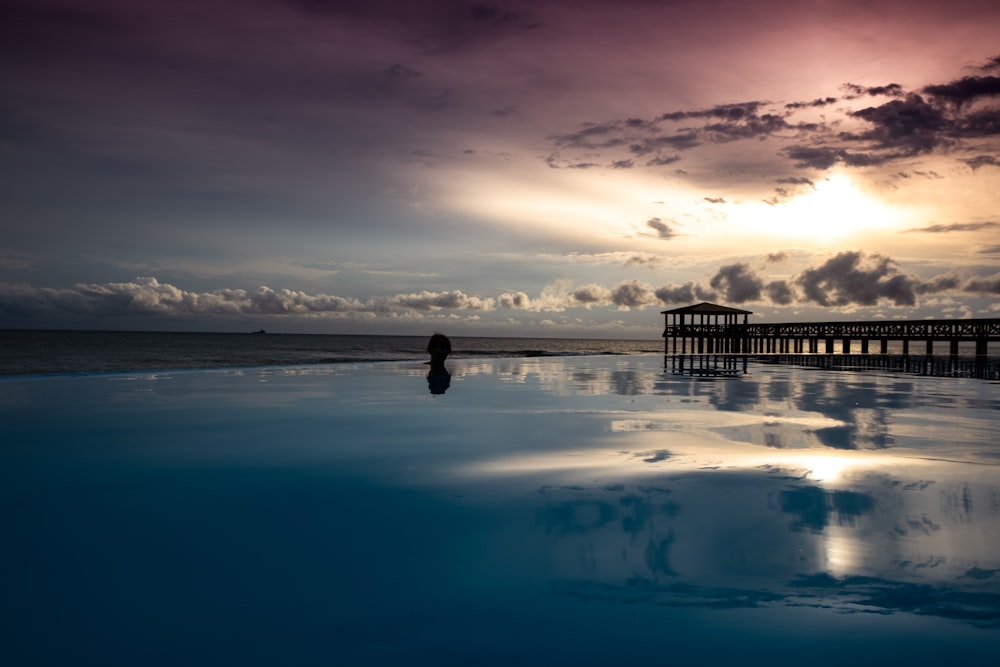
660,302,753,315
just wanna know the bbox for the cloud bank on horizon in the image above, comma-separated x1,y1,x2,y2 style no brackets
1,0,998,334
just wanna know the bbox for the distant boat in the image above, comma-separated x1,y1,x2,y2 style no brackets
252,329,266,334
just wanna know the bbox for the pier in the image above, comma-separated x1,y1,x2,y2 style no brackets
662,302,1000,358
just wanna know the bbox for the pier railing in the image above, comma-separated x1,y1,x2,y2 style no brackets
663,318,1000,357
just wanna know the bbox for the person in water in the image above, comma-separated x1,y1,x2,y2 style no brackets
427,333,451,368
426,333,452,394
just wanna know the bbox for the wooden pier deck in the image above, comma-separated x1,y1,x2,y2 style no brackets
662,303,1000,357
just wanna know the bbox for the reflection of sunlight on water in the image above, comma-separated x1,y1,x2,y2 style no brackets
823,529,859,576
796,455,853,483
464,437,910,481
470,451,626,475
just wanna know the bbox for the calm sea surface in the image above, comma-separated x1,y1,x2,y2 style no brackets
0,330,661,375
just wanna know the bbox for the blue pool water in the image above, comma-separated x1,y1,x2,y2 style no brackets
2,355,998,665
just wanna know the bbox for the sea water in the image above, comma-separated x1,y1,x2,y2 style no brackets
0,330,660,375
1,355,998,665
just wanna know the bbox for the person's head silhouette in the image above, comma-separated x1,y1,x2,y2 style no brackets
426,333,452,394
427,333,451,369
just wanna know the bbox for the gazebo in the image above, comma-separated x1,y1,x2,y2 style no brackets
662,302,753,354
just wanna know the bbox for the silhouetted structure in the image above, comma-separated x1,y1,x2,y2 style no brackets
666,353,748,376
663,303,1000,359
661,302,753,354
755,353,1000,380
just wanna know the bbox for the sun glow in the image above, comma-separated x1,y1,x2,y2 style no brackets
737,174,904,241
440,165,661,241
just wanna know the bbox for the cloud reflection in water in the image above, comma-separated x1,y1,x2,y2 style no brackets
447,356,1000,627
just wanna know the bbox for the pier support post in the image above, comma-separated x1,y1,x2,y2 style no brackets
861,339,869,354
880,339,888,355
825,338,834,353
843,338,851,354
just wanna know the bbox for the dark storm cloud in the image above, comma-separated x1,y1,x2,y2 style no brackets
769,177,813,202
982,55,1000,72
709,263,763,304
922,76,1000,108
846,94,948,155
964,155,1000,170
796,252,917,307
915,274,962,294
842,83,904,99
782,146,881,169
962,274,1000,294
549,56,1000,179
904,221,999,233
646,252,998,309
623,253,660,268
785,97,838,110
611,280,656,308
657,101,821,144
953,108,1000,138
571,284,611,307
551,103,797,162
624,117,658,131
776,177,813,187
702,114,798,142
766,280,795,305
572,249,1000,313
654,283,700,305
550,121,631,149
646,217,675,239
628,132,701,156
610,159,634,169
645,154,681,166
657,102,767,122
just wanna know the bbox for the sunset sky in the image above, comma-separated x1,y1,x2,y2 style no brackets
2,0,999,336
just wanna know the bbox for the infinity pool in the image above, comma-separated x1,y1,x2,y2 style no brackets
2,356,998,665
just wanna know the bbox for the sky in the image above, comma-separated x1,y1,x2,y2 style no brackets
1,0,999,337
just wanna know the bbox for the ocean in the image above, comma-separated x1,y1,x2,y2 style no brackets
3,328,997,379
0,329,662,376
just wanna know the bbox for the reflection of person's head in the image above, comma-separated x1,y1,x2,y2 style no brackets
427,333,451,369
427,366,451,394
